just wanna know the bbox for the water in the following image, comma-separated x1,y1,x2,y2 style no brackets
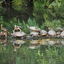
0,38,64,64
0,1,64,64
0,38,64,49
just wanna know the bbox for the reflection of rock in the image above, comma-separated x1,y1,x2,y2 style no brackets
39,39,48,45
13,40,25,51
30,40,40,45
13,40,25,46
29,45,40,49
61,40,64,45
47,40,56,45
29,40,40,49
13,40,25,48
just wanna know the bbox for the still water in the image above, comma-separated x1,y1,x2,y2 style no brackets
0,38,64,50
0,38,64,64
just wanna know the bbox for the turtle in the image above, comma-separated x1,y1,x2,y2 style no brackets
11,25,26,39
40,30,47,36
30,32,39,37
48,29,56,37
60,30,64,37
0,24,8,38
27,26,40,32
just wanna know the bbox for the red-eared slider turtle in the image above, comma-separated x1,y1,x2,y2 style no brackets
0,24,7,38
30,32,39,37
40,30,47,36
11,25,26,38
48,29,56,37
28,26,40,37
28,26,40,32
56,27,63,37
13,25,21,32
60,30,64,37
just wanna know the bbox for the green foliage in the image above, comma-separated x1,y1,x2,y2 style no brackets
44,20,62,29
12,0,27,11
27,18,38,26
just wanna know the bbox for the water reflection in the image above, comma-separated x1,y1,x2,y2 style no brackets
0,38,64,50
29,40,40,49
12,39,25,51
0,38,7,46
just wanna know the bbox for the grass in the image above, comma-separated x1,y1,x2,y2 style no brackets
0,16,63,33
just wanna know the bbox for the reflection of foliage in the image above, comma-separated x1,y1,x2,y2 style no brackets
0,44,64,64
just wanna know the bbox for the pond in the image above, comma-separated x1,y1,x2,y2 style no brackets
0,38,64,64
0,0,64,64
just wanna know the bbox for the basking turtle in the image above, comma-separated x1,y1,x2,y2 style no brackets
48,29,56,37
28,26,40,37
0,24,8,38
60,30,64,37
28,26,40,32
40,30,47,36
56,27,63,37
11,25,26,39
30,32,39,37
13,25,21,32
